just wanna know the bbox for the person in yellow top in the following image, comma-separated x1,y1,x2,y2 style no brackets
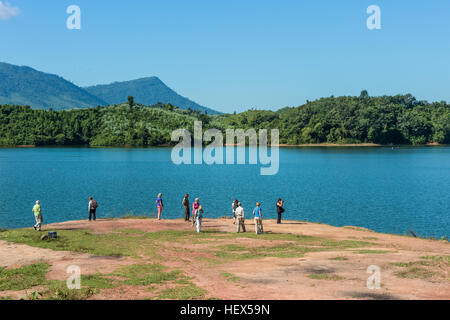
32,200,42,231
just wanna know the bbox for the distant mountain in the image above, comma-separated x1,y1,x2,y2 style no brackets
0,62,107,110
0,62,218,113
85,77,219,114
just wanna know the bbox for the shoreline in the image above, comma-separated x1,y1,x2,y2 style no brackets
3,216,448,240
0,142,447,149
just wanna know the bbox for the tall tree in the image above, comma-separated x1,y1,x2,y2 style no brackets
359,90,369,99
127,96,134,108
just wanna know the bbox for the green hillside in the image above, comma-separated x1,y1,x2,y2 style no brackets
0,62,107,110
0,93,449,147
220,93,450,145
85,77,219,114
0,62,219,114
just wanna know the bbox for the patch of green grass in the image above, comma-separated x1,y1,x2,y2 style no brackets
133,229,225,243
0,228,160,259
420,255,450,263
353,249,389,254
116,228,150,235
174,276,193,285
329,256,348,261
211,237,372,262
390,262,411,268
320,239,373,249
0,260,191,300
226,232,322,243
112,264,180,286
0,263,100,300
157,283,206,300
363,237,379,241
0,263,110,299
391,256,450,269
391,260,436,268
196,256,223,266
81,274,119,289
213,243,317,261
0,263,50,291
391,260,439,268
396,267,435,280
308,274,344,281
391,255,449,281
188,231,245,244
42,280,97,300
221,272,240,282
217,244,247,252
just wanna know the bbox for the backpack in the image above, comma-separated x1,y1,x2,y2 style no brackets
92,200,98,209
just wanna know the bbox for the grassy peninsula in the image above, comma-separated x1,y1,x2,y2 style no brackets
0,218,448,300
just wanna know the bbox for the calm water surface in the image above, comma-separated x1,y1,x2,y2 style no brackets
0,147,449,238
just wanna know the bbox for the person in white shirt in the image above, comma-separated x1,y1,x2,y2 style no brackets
232,198,238,224
194,205,204,233
235,202,246,233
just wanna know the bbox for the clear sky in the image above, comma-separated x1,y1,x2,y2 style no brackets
1,0,449,113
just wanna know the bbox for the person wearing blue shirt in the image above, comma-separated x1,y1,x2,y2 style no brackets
253,202,264,234
156,193,164,220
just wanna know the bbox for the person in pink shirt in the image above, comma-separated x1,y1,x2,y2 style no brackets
192,198,200,226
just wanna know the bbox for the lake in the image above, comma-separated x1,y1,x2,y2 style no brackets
0,147,449,238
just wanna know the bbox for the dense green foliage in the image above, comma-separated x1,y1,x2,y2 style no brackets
0,103,199,146
219,93,450,145
0,62,107,110
0,93,449,146
85,76,219,114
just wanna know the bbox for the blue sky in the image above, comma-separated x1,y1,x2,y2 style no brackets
1,0,449,113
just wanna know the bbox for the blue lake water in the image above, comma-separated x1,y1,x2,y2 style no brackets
0,147,449,238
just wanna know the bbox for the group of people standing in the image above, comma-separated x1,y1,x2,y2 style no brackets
231,198,283,234
156,193,204,233
31,194,285,235
231,199,263,234
181,194,204,233
32,196,99,231
177,195,284,235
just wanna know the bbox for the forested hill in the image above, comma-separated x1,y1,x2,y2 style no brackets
0,93,449,146
0,62,107,110
85,77,219,115
0,62,218,114
222,93,450,145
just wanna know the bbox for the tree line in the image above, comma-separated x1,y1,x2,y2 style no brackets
0,92,449,146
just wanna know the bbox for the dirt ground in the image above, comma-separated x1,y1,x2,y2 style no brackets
1,218,449,300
